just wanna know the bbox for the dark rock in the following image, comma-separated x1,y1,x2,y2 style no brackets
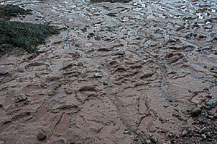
181,130,188,137
123,129,131,135
37,130,46,141
95,35,101,41
171,140,177,144
191,107,201,117
15,94,27,103
205,99,217,109
149,134,158,143
168,133,174,138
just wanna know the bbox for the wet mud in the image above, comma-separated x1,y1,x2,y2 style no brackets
0,0,216,143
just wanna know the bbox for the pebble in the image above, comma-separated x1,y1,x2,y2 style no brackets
171,140,177,144
201,134,206,139
94,36,101,41
168,133,174,138
191,107,201,117
15,94,27,103
0,141,4,144
145,140,151,144
123,17,129,21
150,134,158,143
181,129,190,137
123,129,131,135
205,99,217,109
94,73,103,78
207,132,211,137
37,129,46,141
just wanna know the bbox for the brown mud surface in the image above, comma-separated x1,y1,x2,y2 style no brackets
0,0,216,144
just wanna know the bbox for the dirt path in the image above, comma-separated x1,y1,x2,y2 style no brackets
0,0,216,143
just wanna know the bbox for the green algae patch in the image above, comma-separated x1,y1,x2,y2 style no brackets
0,20,59,53
0,4,59,54
90,0,131,3
0,5,32,20
106,12,117,17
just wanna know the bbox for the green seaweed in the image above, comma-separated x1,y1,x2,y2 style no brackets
0,5,31,20
0,20,59,53
0,5,59,54
106,12,117,17
90,0,132,3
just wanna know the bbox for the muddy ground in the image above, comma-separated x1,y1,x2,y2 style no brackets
0,0,217,144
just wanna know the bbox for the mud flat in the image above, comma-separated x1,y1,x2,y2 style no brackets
0,0,216,143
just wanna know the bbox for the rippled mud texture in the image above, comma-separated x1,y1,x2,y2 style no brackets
0,0,216,144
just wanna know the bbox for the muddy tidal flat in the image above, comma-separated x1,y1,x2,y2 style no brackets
0,0,217,143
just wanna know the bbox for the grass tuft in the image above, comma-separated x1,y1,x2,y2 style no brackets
0,20,59,53
0,5,32,20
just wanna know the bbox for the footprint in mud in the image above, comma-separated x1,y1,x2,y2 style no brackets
21,84,43,94
165,53,185,65
140,72,154,80
185,33,197,40
55,113,70,135
0,121,11,134
76,85,99,102
197,35,207,41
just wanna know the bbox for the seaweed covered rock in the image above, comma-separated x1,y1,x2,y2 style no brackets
0,20,59,53
0,5,31,20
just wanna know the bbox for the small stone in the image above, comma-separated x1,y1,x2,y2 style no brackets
159,117,166,123
163,104,169,108
123,17,129,21
37,130,46,141
65,88,73,95
145,140,151,144
94,36,101,41
94,73,103,78
103,81,108,85
171,140,177,144
15,94,27,103
0,141,4,144
205,99,217,109
123,129,131,135
85,43,92,47
168,133,174,138
201,134,206,139
191,107,201,117
149,135,158,144
181,129,189,137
